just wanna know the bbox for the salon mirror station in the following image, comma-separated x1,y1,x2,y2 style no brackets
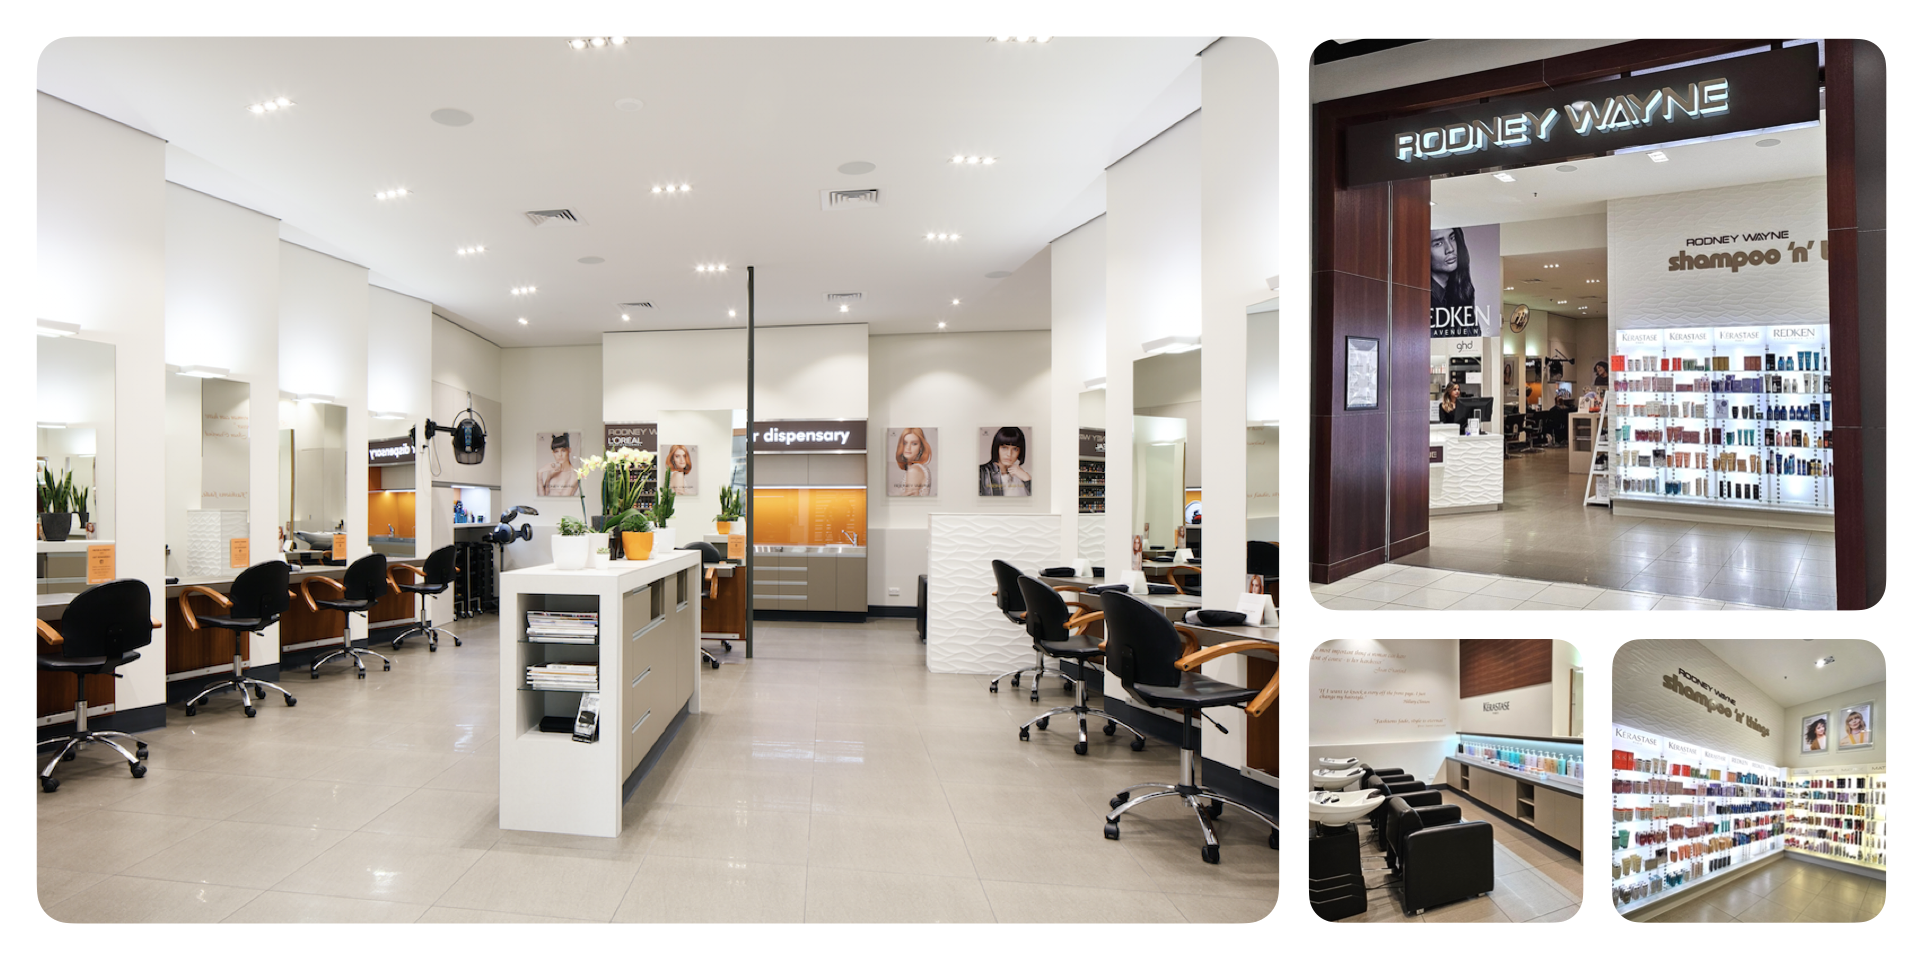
36,333,114,588
166,367,251,580
1308,639,1584,922
280,395,348,565
1133,347,1201,588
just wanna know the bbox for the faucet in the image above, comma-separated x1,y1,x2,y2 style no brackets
843,531,858,546
387,524,395,536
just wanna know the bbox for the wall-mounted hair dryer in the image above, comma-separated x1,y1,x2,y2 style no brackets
488,505,538,544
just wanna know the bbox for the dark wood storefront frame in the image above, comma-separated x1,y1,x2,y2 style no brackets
1308,39,1884,609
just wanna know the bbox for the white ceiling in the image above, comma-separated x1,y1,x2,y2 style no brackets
37,37,1207,345
1503,247,1607,321
1432,117,1826,229
1697,638,1884,709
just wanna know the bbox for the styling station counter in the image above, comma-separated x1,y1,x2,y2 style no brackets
499,551,702,837
1429,424,1504,515
1444,753,1583,853
751,543,867,616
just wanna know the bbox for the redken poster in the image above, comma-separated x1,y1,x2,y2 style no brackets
1429,223,1500,338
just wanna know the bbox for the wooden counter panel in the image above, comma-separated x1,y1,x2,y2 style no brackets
1246,656,1276,775
368,565,418,623
36,617,116,720
167,593,242,675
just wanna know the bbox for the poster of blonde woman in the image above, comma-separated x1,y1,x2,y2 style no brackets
1837,702,1874,750
665,444,697,497
886,427,935,497
535,431,581,497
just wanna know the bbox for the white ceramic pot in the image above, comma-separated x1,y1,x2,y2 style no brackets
591,550,610,569
552,534,590,570
650,526,675,558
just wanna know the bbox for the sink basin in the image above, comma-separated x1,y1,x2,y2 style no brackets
1310,766,1366,790
295,531,336,550
1318,756,1360,766
1308,789,1386,825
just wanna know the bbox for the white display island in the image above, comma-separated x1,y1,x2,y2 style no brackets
498,551,702,837
1428,424,1503,515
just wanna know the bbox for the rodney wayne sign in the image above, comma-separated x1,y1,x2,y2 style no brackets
1343,45,1818,187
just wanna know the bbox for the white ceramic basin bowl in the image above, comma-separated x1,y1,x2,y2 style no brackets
1317,756,1360,766
1310,766,1366,790
1308,789,1386,825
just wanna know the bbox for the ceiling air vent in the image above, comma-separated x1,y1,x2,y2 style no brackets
819,188,881,211
825,292,864,305
525,208,586,227
617,301,654,311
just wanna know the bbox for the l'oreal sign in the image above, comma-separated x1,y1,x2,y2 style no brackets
1343,45,1818,187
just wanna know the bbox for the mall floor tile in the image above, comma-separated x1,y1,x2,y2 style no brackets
37,616,1277,924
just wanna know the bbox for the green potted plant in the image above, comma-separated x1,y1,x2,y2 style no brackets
592,544,611,570
553,515,591,570
714,485,742,535
37,466,74,542
645,483,677,558
575,446,655,558
74,483,91,533
613,506,654,560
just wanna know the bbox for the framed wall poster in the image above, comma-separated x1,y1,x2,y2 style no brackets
1345,337,1379,410
977,426,1033,497
664,444,697,498
885,427,936,497
534,431,581,497
1799,711,1831,754
1836,701,1874,751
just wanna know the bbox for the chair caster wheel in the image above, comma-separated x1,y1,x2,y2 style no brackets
1030,688,1040,703
41,776,58,793
1018,727,1030,741
244,705,257,718
1035,717,1049,731
61,747,78,763
1011,674,1021,688
1270,829,1279,850
1074,741,1088,756
1063,679,1074,692
1111,792,1129,809
1130,738,1146,752
1207,800,1225,819
1201,844,1219,865
721,641,732,652
454,638,462,647
1103,821,1120,841
429,642,438,652
285,696,297,707
391,639,404,650
311,672,320,680
129,762,147,779
184,704,197,717
383,662,391,671
357,670,366,680
988,682,999,694
1103,721,1117,736
135,743,148,761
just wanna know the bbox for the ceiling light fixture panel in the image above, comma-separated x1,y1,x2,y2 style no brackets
568,37,626,50
924,232,961,241
374,187,410,200
1492,172,1516,182
990,36,1051,42
950,155,997,165
510,285,537,295
694,263,728,273
246,96,294,114
1648,150,1669,162
456,245,487,256
652,183,692,194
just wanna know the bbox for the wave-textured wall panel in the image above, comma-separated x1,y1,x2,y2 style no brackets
185,509,247,577
927,514,1061,674
1078,515,1106,566
1431,438,1503,510
1609,176,1827,329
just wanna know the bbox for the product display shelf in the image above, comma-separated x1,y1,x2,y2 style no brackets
1609,724,1787,915
1784,771,1888,870
1077,458,1105,515
1609,323,1832,515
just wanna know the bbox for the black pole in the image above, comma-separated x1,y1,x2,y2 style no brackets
744,265,755,658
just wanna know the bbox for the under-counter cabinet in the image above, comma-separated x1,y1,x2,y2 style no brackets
499,552,701,837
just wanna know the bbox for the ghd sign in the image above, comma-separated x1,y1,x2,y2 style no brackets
1343,45,1819,187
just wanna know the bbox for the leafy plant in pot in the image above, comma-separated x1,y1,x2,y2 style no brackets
614,508,655,561
553,515,592,570
646,484,677,558
37,466,76,542
714,485,742,535
576,446,655,559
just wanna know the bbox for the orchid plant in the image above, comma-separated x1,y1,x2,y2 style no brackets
574,447,656,531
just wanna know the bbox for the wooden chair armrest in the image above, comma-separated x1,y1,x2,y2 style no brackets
705,568,719,598
1062,601,1091,614
1247,674,1277,718
1174,639,1279,671
1169,565,1203,595
391,563,426,579
1064,610,1104,633
177,585,233,631
152,619,164,630
37,619,62,646
1171,624,1202,660
299,577,344,612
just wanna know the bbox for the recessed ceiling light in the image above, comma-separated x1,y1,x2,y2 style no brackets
1556,164,1578,172
374,188,410,201
511,286,537,295
1492,172,1515,182
615,98,644,112
1815,656,1835,668
1757,138,1782,148
1557,300,1569,304
517,317,529,325
1648,150,1669,162
990,36,1050,43
621,314,630,321
951,299,960,305
430,108,474,127
1504,286,1515,290
839,304,849,313
728,309,737,318
456,245,487,256
681,184,690,192
1543,263,1559,269
590,37,606,47
948,155,998,165
578,256,604,265
247,97,295,114
937,321,947,329
610,37,627,45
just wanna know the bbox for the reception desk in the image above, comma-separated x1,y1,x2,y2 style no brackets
1568,411,1603,475
1429,424,1504,515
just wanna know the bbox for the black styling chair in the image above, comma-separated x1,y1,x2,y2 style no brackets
388,545,462,652
36,579,156,792
1365,778,1432,844
985,559,1072,701
1387,795,1495,915
1014,575,1146,755
301,553,393,679
1247,541,1278,584
685,541,729,668
1100,591,1279,863
178,560,298,717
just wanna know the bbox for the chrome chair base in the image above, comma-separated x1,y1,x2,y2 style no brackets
391,623,461,652
38,696,147,791
1102,746,1280,862
185,676,297,717
1019,666,1146,754
987,649,1076,701
311,644,392,679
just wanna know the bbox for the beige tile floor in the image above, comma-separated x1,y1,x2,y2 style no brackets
1335,791,1581,923
1628,855,1885,922
37,616,1276,923
1319,451,1836,611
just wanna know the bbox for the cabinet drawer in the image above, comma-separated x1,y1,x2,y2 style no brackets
804,558,837,611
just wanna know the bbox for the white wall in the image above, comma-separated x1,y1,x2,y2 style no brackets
1309,638,1460,783
1614,638,1788,765
1609,176,1829,329
869,331,1052,606
604,328,748,418
1050,214,1107,562
37,93,169,715
1551,639,1584,738
756,323,868,420
500,344,606,552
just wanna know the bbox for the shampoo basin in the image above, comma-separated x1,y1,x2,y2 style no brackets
1310,766,1366,790
295,531,336,550
1317,756,1360,766
1308,789,1386,825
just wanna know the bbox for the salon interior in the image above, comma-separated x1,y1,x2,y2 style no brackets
30,36,1277,926
1308,638,1584,923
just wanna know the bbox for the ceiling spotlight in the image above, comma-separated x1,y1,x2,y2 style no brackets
517,317,529,325
621,313,631,321
982,157,995,165
249,104,264,114
1492,172,1515,182
1556,300,1569,305
951,299,960,305
839,305,849,313
590,37,606,47
275,97,290,107
569,38,587,50
1504,286,1515,291
925,233,936,240
652,186,662,194
1648,150,1669,162
681,184,691,192
696,265,705,272
610,37,627,45
938,233,948,240
262,101,278,112
728,309,737,318
1815,656,1835,668
967,156,980,164
375,188,410,200
1543,263,1559,268
952,155,965,164
937,321,947,329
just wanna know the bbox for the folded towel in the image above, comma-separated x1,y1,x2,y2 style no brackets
1090,566,1104,578
1149,555,1176,563
1145,583,1177,595
1184,609,1248,627
1088,583,1130,594
1040,566,1077,577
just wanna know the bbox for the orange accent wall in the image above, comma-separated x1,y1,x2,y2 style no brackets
751,488,867,545
367,491,416,537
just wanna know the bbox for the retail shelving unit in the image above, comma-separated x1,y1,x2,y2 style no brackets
1785,769,1888,870
1446,734,1584,852
1077,456,1105,514
1609,724,1787,916
1609,323,1831,516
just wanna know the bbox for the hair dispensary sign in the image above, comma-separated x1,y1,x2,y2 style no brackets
1343,45,1819,187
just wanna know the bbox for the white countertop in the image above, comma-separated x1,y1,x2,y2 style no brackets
500,549,702,590
37,539,112,553
1455,752,1584,796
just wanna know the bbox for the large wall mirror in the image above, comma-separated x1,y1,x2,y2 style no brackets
367,413,416,560
1133,349,1201,558
164,370,251,580
1077,387,1107,566
36,335,115,591
281,398,348,565
1248,300,1279,594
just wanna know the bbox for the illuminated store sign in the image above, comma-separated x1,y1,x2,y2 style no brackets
1343,45,1818,187
750,419,867,454
368,436,414,465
